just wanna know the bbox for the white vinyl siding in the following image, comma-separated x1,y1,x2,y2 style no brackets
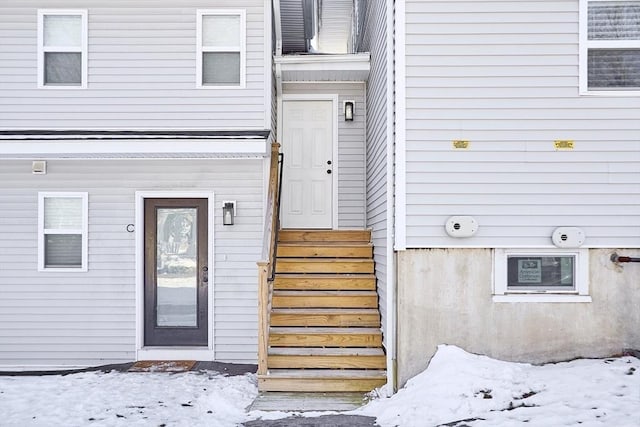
317,0,353,54
281,82,367,228
403,0,640,249
0,1,265,129
358,0,389,347
0,158,263,367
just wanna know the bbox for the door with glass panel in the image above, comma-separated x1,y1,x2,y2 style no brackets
144,199,208,346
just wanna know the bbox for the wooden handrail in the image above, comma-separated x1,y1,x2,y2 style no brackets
257,142,281,376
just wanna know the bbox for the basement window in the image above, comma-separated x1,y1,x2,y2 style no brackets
493,249,590,302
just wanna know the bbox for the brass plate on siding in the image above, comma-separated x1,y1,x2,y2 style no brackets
452,140,470,149
554,140,574,150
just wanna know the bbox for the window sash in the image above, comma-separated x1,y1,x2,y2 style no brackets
588,48,640,88
44,14,83,47
44,234,83,268
202,14,241,48
494,249,589,297
44,52,83,85
38,192,88,272
581,0,640,92
202,52,241,85
588,1,640,40
196,10,245,88
37,10,87,88
505,256,576,291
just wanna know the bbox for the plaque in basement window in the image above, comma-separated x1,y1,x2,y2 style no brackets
507,256,576,291
517,259,542,283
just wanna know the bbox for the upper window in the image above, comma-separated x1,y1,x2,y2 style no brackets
196,10,246,88
38,192,88,272
581,1,640,93
494,249,590,303
37,10,88,88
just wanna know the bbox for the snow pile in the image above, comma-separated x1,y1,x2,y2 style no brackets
0,370,257,427
1,346,638,426
358,345,640,426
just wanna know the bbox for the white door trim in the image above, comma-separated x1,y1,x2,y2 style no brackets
135,191,215,361
279,94,339,229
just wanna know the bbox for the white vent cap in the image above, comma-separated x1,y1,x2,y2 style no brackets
445,216,478,238
552,227,585,248
32,160,46,174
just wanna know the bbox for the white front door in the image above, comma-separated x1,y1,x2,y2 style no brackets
281,100,334,229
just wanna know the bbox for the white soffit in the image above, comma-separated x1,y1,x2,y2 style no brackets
275,53,370,82
0,136,269,158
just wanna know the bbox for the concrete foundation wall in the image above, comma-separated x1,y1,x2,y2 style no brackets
397,248,640,387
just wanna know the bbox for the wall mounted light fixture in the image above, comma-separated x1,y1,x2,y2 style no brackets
223,201,236,226
344,101,354,121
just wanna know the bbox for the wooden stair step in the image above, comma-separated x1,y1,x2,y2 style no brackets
277,243,373,258
273,274,376,290
271,309,380,327
268,347,386,369
258,369,386,392
275,258,374,274
272,290,378,308
269,327,382,347
278,229,371,243
249,392,366,412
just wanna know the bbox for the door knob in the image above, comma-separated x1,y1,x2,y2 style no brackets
202,266,208,283
327,169,332,174
327,160,332,165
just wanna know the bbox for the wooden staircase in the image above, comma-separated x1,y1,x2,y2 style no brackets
258,229,387,392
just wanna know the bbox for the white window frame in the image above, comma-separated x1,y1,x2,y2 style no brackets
37,9,88,89
196,9,246,89
493,249,591,303
38,192,88,272
580,0,640,95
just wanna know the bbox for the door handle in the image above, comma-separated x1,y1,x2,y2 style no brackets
202,266,208,284
327,169,332,174
327,160,332,165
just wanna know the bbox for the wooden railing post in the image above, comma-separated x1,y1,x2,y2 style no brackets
257,142,282,378
257,260,269,375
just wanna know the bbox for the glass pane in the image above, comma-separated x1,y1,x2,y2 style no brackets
44,197,83,229
588,49,640,88
44,15,82,47
203,52,240,85
588,2,640,40
507,256,575,290
45,234,82,268
202,15,240,47
45,52,82,85
156,208,198,327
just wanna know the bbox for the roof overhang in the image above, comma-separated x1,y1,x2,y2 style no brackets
274,53,370,82
0,130,271,158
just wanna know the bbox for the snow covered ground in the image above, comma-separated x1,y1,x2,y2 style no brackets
0,345,638,426
357,345,640,426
